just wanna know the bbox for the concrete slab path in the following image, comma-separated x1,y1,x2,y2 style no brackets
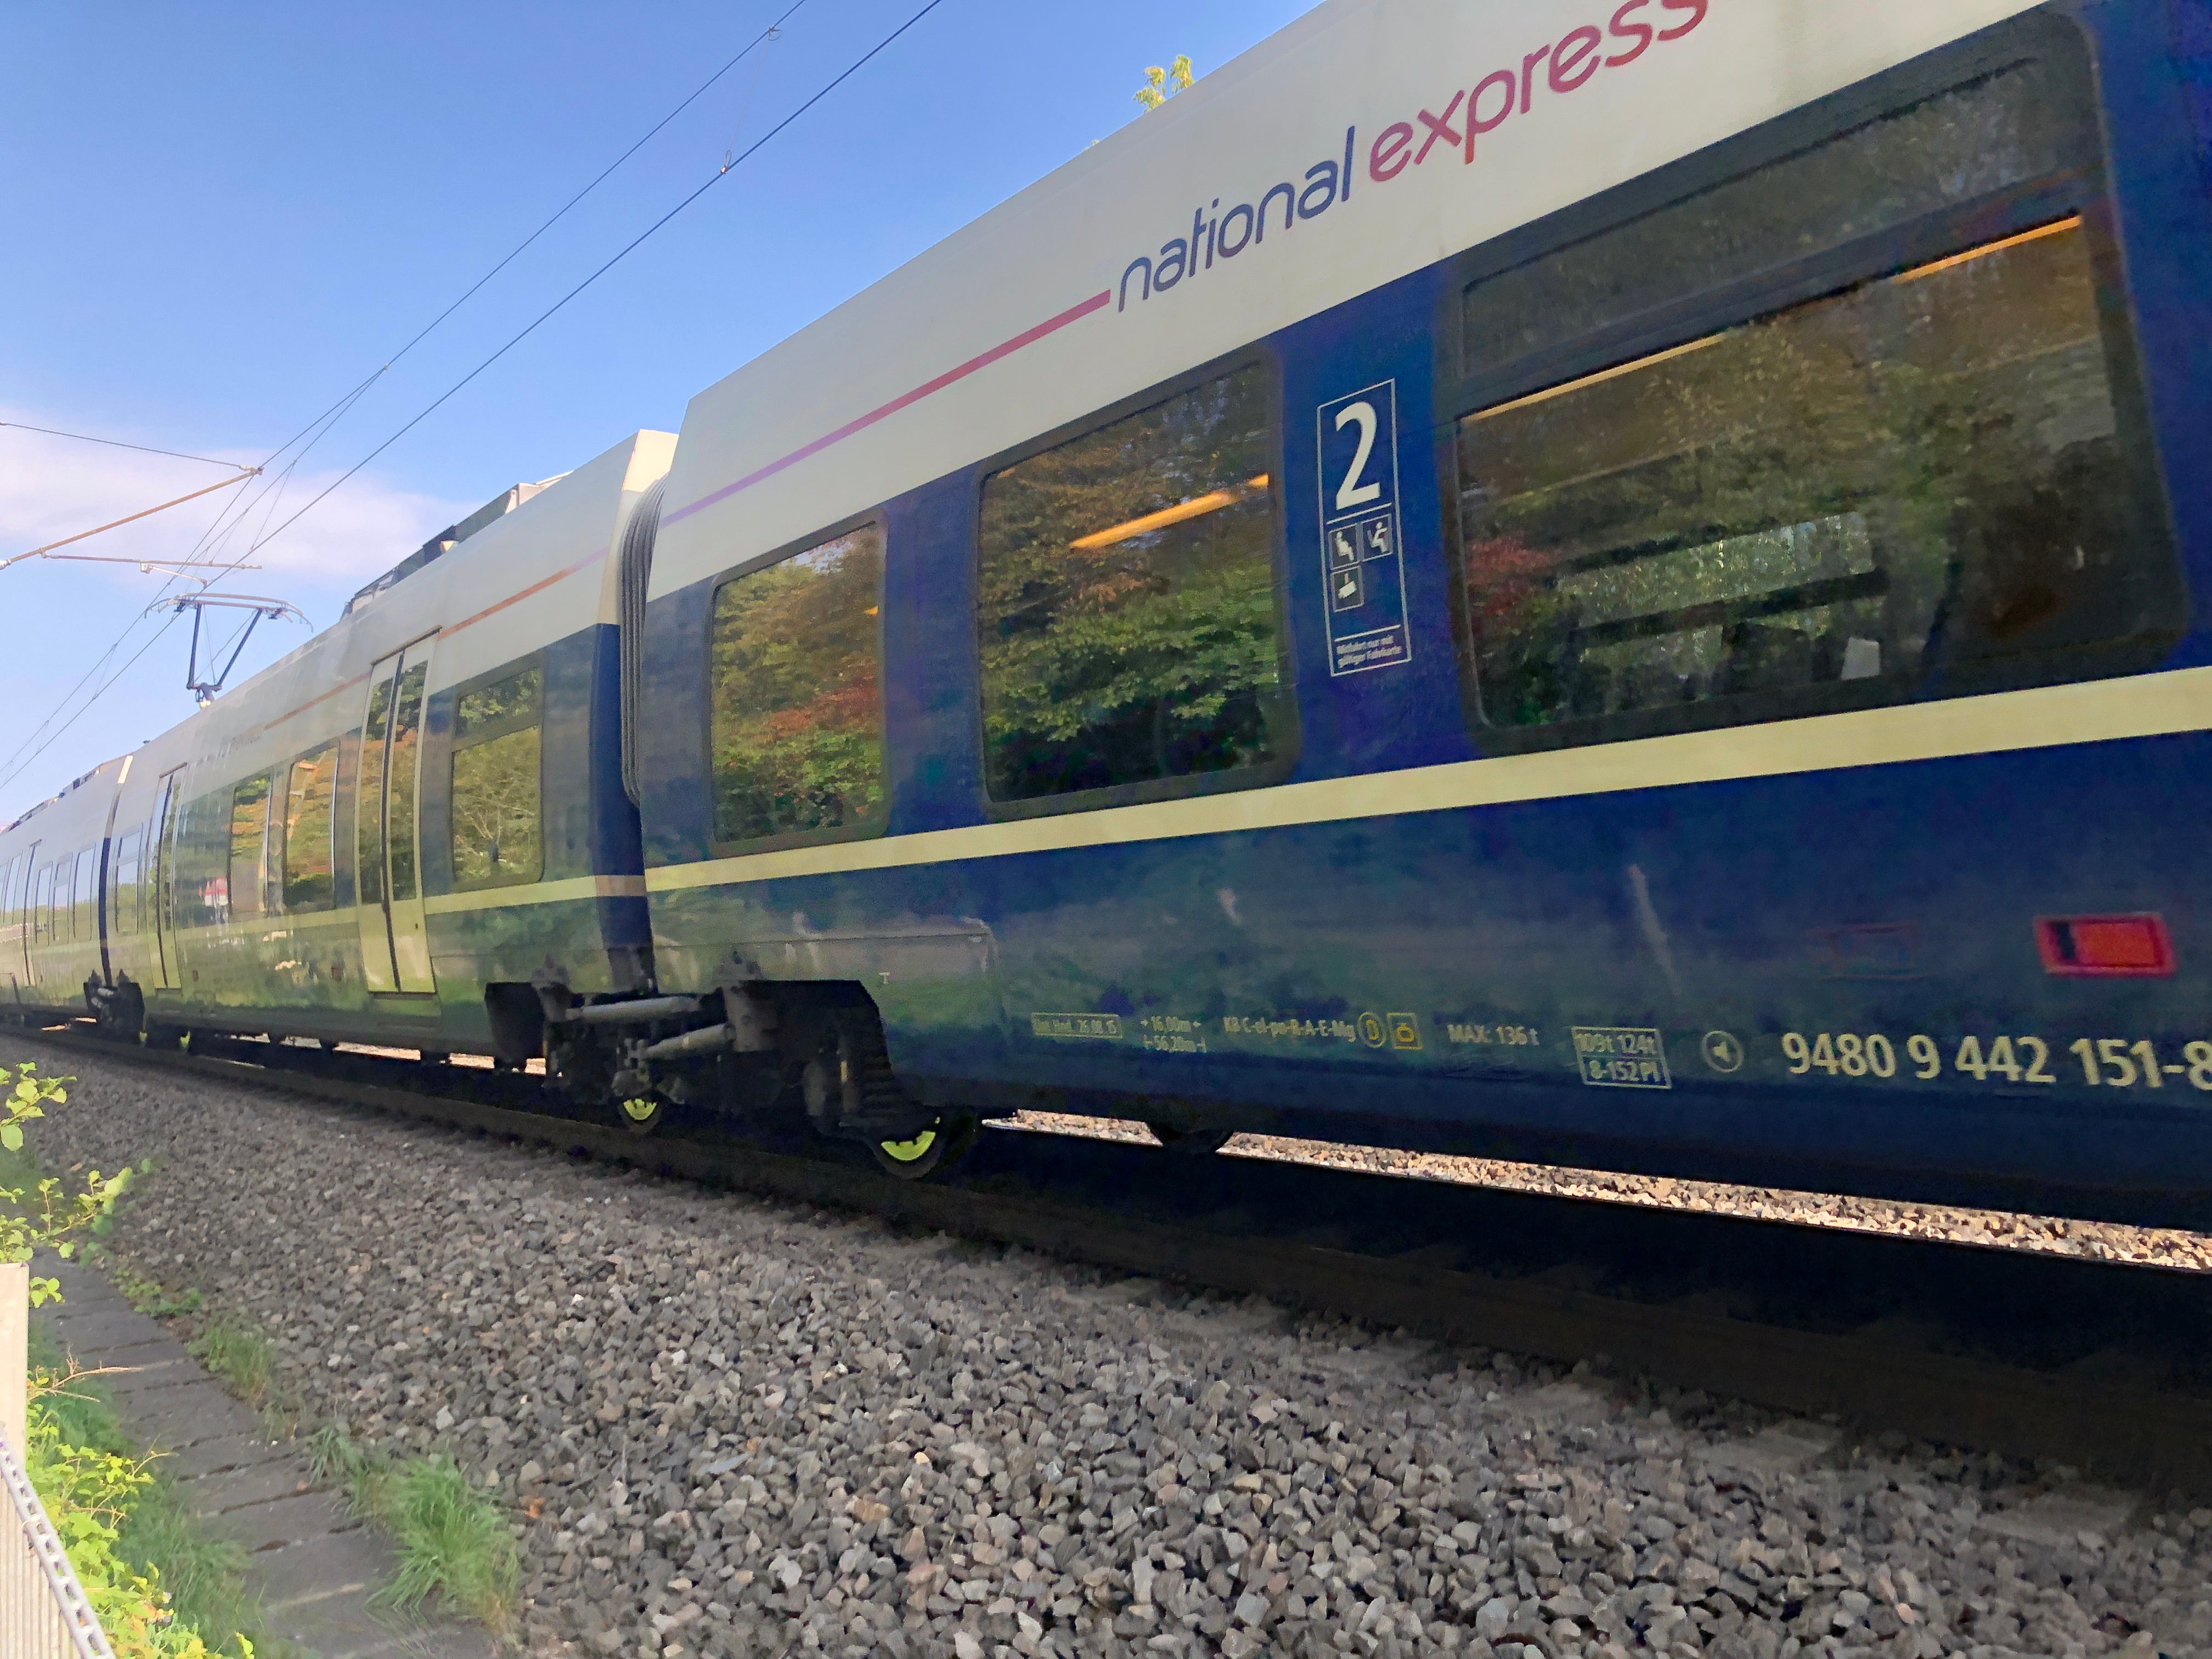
38,1258,498,1659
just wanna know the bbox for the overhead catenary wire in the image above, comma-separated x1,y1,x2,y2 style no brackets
242,0,951,568
0,421,255,471
8,0,821,789
0,365,396,787
376,0,809,385
0,0,798,760
0,0,949,803
0,616,182,799
171,0,810,597
0,470,261,572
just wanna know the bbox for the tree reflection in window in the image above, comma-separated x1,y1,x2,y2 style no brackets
282,743,338,912
450,666,543,889
709,529,885,844
979,366,1285,802
1458,219,2175,740
387,663,428,902
228,774,270,921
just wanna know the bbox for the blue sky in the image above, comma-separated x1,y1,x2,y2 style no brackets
0,0,1308,822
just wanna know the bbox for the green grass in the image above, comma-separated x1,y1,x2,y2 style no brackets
311,1423,519,1637
188,1317,275,1408
110,1261,205,1319
29,1324,271,1658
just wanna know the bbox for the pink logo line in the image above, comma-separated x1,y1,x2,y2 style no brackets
663,287,1115,528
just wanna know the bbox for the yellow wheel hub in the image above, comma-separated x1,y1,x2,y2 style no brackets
877,1128,937,1163
619,1096,659,1123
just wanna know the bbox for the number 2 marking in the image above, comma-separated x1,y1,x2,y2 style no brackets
1334,402,1382,510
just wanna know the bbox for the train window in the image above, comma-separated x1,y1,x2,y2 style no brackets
387,664,427,903
282,744,339,911
358,674,393,907
1453,25,2181,752
1456,218,2179,745
977,365,1287,804
708,527,885,845
31,863,54,944
1460,57,2085,376
449,666,543,889
176,789,227,928
229,774,272,922
72,848,97,940
111,831,142,936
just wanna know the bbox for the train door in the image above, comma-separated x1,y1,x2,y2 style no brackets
95,757,132,989
0,854,19,998
148,771,183,992
354,641,437,994
13,843,40,991
26,853,53,990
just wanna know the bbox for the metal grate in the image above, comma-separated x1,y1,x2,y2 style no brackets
0,1419,114,1659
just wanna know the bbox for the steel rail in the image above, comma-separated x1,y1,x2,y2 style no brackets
15,1023,2212,1499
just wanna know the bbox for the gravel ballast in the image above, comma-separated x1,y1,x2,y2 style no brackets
1003,1115,2212,1274
14,1040,2212,1659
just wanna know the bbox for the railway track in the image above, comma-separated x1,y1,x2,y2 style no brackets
16,1019,2212,1500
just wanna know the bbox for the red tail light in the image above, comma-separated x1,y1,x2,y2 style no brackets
2036,914,2175,978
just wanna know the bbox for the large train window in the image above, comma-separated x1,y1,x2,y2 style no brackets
111,831,142,936
708,526,886,847
1450,20,2182,753
71,848,96,940
282,743,339,911
60,854,83,940
449,666,543,889
228,774,272,922
977,363,1290,806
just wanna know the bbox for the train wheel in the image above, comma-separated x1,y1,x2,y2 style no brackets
868,1113,978,1181
1148,1122,1235,1155
615,1093,665,1136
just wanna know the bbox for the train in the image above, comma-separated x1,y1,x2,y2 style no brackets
7,0,2211,1221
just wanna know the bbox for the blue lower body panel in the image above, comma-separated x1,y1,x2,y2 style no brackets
654,725,2212,1213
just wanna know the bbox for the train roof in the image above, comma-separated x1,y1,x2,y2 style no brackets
342,475,567,619
0,751,133,840
651,0,2044,601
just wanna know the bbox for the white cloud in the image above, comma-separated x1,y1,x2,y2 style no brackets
0,410,471,596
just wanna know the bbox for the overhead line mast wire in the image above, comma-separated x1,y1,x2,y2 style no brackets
0,365,395,788
180,0,809,594
9,0,808,642
373,0,809,387
0,0,939,802
243,0,949,567
0,422,251,470
0,471,261,572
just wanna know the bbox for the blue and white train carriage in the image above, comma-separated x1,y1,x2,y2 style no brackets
7,0,2211,1216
